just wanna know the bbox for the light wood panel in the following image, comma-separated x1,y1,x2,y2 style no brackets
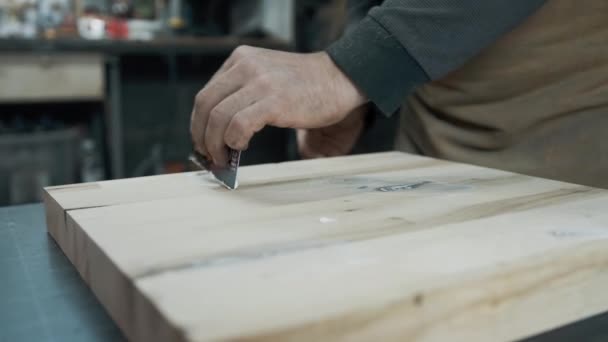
44,152,608,341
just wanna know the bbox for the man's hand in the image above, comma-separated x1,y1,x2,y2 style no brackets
190,45,366,166
297,105,367,159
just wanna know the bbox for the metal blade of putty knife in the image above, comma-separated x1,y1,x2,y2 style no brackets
189,149,241,190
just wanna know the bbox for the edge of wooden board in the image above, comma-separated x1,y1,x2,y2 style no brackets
43,183,103,266
43,189,70,260
43,183,186,341
65,211,187,342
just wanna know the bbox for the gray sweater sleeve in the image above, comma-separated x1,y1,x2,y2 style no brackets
327,0,547,116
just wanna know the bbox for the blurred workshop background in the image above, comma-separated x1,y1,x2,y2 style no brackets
0,0,396,206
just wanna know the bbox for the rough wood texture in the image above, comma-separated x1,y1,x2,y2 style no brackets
44,152,608,342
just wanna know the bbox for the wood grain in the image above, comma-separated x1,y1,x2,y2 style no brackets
44,152,608,341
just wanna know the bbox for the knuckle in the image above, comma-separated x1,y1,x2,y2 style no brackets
225,136,239,150
226,117,250,150
232,116,249,134
235,139,249,151
194,90,207,106
209,106,227,123
239,58,260,76
254,75,273,91
233,45,251,58
230,136,248,151
195,89,205,101
265,101,281,120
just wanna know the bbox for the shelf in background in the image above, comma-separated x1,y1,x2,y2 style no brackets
0,36,292,55
0,53,104,104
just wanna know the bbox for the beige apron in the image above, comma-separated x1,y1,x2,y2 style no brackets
396,0,608,188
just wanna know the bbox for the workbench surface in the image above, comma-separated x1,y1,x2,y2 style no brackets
1,204,124,341
2,203,608,342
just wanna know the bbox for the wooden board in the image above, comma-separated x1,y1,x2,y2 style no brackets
43,152,608,342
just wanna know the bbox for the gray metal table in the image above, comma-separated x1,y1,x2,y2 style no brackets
1,204,124,342
1,204,607,342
